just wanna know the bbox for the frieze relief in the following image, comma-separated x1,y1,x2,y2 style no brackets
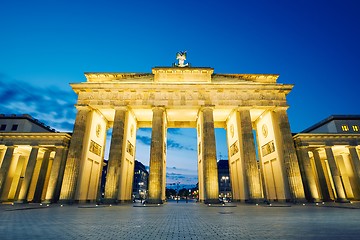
89,140,102,156
76,89,288,107
230,141,239,157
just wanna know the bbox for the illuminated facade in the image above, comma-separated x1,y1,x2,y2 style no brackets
217,160,231,198
132,160,149,200
58,66,305,204
294,115,360,202
0,114,70,203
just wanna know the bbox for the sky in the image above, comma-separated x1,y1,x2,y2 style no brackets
1,0,360,188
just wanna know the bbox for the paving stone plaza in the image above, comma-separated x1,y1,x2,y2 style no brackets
1,201,360,240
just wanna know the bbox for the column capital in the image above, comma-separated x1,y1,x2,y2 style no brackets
296,145,310,150
75,104,91,111
54,145,66,149
152,106,166,111
236,106,251,111
113,106,129,111
199,105,215,112
312,147,324,153
4,143,15,147
273,106,289,112
346,144,359,148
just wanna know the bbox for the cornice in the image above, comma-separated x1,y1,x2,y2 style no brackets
0,133,72,141
84,73,153,82
212,74,279,83
293,133,360,141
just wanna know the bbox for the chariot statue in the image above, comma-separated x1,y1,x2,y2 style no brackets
175,51,189,67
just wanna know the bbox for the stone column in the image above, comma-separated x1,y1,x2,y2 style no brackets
0,145,16,198
296,146,320,202
53,147,69,202
33,150,51,203
104,107,127,203
44,146,66,203
274,108,305,201
200,107,219,203
312,149,331,201
324,146,348,202
148,107,166,204
0,148,6,167
17,146,39,202
347,146,360,197
60,106,91,203
238,108,263,201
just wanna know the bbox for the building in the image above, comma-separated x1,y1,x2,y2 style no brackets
1,57,359,205
58,62,305,204
0,114,70,203
294,115,360,202
132,160,149,200
217,160,231,199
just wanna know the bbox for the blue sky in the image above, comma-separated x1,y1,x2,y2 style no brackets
1,0,359,187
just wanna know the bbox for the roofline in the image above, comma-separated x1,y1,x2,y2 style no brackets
0,114,58,133
301,115,360,133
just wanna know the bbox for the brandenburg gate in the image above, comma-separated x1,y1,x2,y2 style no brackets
59,60,306,204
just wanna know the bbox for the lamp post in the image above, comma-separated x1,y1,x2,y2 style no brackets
221,176,229,199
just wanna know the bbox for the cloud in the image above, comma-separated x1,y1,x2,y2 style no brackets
136,135,151,145
0,73,77,132
167,128,181,135
167,139,195,151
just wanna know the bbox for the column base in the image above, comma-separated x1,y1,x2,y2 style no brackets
58,199,76,205
102,198,118,204
335,198,350,203
146,199,163,204
308,198,322,203
290,198,307,203
245,198,265,204
204,199,221,204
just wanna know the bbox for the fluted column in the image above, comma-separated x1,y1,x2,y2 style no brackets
238,108,263,201
60,106,91,203
200,107,219,203
17,146,39,202
0,145,16,198
53,147,68,202
347,146,360,198
148,107,166,204
274,108,305,201
44,146,66,203
33,150,51,202
0,148,6,167
324,146,348,202
296,146,320,202
104,108,127,203
312,149,331,201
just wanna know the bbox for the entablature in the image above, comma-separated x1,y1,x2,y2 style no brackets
293,133,360,147
0,133,72,146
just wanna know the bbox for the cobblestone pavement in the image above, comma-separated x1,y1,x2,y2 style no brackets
1,200,360,240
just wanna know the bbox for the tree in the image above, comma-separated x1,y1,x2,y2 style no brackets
166,188,176,198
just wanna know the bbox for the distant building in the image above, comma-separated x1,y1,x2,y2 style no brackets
293,115,360,202
217,160,231,199
0,114,58,133
100,160,108,199
0,114,70,203
301,115,360,134
132,160,149,200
